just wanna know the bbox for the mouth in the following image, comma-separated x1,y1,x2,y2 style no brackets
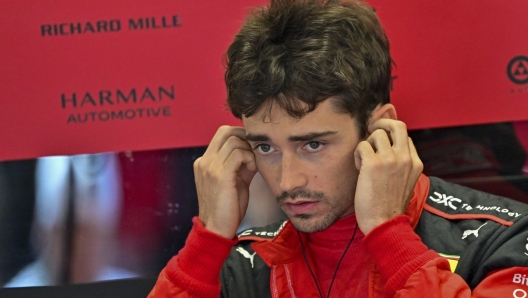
283,200,319,215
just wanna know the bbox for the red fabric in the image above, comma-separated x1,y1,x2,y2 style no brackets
363,215,437,296
306,213,371,297
258,213,434,297
257,214,373,297
472,267,528,297
149,217,236,298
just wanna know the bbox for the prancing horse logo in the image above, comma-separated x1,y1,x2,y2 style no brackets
462,222,487,240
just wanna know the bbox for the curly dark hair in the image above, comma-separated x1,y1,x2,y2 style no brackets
225,0,392,137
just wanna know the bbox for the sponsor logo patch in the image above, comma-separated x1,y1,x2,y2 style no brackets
428,192,522,218
236,247,256,268
461,222,487,240
438,253,460,272
239,221,288,238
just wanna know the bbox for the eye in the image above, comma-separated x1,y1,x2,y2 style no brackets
254,144,276,155
304,141,325,152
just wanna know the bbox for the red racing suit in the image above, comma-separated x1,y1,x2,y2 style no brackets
148,175,528,297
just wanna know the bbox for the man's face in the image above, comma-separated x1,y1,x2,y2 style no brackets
242,99,362,233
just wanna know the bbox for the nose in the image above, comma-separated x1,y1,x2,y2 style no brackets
279,152,308,193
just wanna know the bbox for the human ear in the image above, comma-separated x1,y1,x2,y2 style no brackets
368,103,397,125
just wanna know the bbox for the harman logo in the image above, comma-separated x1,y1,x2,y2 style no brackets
62,85,176,124
61,86,175,108
507,56,528,85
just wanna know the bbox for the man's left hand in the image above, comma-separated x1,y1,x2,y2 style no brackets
353,119,423,235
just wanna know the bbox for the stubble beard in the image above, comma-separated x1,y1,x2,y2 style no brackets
276,190,350,233
289,203,347,233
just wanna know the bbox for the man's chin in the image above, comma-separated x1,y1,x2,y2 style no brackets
288,214,334,233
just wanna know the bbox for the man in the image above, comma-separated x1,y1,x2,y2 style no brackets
149,0,528,297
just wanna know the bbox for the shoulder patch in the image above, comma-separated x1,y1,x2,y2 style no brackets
426,177,528,225
237,220,288,241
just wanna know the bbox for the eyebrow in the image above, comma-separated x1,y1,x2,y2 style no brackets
245,134,270,142
246,131,337,142
288,131,337,142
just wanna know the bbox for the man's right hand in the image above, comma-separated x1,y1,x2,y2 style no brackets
193,126,257,239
